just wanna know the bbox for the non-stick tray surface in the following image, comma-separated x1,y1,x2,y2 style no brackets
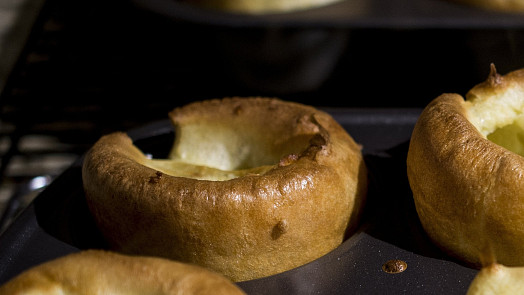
0,108,478,294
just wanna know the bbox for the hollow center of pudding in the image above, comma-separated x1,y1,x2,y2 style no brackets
143,122,314,181
486,116,524,156
467,91,524,157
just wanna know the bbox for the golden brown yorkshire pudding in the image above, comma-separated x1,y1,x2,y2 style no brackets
407,65,524,268
179,0,345,14
82,97,367,282
447,0,524,13
0,250,246,295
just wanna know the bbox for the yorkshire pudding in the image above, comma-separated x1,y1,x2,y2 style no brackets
0,250,245,294
407,65,524,267
180,0,345,14
82,97,367,282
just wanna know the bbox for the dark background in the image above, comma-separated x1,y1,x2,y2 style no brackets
4,0,524,138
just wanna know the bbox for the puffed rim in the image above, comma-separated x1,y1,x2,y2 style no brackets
82,97,368,282
0,250,246,295
407,65,524,268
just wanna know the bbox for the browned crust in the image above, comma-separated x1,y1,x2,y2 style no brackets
82,97,367,281
467,64,524,102
407,69,524,267
0,250,245,294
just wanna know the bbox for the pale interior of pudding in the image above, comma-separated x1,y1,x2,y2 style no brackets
142,123,313,181
467,88,524,156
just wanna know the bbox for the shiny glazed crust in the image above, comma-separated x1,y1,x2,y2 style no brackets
181,0,344,13
82,97,368,282
0,250,245,294
407,68,524,267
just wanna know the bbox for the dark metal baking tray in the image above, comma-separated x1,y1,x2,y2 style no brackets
132,0,524,29
0,108,478,294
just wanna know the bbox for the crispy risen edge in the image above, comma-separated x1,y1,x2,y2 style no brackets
0,250,246,295
82,97,368,282
180,0,344,13
406,69,524,267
